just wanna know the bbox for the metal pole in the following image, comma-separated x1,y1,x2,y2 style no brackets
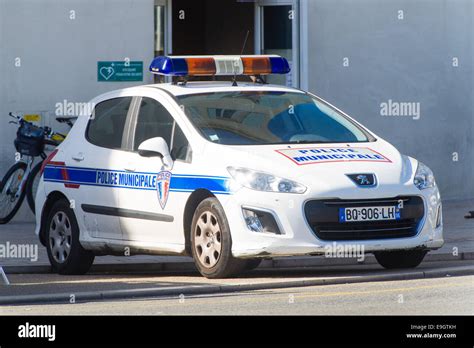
0,266,10,285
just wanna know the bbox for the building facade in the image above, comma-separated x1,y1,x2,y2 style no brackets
0,0,472,219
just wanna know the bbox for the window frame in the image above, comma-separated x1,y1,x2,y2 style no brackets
85,96,134,151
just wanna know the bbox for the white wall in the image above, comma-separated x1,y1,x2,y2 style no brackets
0,0,155,220
302,0,474,200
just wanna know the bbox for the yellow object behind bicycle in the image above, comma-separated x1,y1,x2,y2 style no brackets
51,133,66,142
23,114,41,122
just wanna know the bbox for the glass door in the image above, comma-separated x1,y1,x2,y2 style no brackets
255,0,299,87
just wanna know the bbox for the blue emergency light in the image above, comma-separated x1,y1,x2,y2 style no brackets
149,55,290,76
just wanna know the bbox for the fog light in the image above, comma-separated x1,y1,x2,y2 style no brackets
242,208,281,234
244,213,264,233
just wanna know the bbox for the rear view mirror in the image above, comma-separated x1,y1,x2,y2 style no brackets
138,137,173,169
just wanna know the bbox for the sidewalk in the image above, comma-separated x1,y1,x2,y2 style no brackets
1,199,473,272
1,261,473,305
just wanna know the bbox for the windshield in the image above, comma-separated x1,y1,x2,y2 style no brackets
177,91,373,145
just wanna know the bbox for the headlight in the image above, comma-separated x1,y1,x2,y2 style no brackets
227,167,306,194
414,162,436,190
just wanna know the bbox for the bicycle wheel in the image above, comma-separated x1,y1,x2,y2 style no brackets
26,161,43,214
0,162,27,224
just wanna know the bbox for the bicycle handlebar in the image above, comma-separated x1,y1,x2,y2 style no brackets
7,112,67,149
9,112,21,121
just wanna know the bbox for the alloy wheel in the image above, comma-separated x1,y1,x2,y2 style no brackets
49,211,73,263
194,211,222,268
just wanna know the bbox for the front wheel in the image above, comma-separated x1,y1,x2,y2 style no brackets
191,197,246,278
0,162,27,224
375,250,427,269
26,161,43,214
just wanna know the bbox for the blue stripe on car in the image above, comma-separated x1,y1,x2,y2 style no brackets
43,165,231,194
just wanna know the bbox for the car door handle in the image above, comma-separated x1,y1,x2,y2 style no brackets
72,153,84,161
124,167,136,172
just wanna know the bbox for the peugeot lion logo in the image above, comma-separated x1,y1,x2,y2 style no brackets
347,173,376,187
356,175,370,185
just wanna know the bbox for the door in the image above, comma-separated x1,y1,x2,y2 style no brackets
255,0,299,87
117,96,192,249
77,97,133,240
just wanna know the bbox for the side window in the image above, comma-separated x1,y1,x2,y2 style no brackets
87,97,132,149
134,97,191,162
171,125,190,161
134,97,174,150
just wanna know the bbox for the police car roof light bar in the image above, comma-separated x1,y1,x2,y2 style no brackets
149,55,290,77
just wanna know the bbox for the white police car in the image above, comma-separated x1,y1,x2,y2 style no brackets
35,55,443,278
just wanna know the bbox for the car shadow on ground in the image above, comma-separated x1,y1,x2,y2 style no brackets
0,261,431,297
2,259,470,303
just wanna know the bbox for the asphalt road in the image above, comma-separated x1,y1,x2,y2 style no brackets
1,275,472,315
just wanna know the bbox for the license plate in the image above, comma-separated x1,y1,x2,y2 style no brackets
339,206,401,222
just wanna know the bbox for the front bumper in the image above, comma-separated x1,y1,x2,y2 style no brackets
219,184,444,258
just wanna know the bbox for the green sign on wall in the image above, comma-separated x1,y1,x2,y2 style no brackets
97,61,143,82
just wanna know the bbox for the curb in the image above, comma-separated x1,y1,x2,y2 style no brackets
0,264,473,305
2,251,473,275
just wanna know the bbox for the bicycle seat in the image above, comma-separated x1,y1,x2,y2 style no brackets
56,116,78,123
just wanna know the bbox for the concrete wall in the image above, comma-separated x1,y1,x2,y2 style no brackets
0,0,154,220
301,0,474,200
1,0,472,212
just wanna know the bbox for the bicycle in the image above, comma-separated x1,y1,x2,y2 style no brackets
0,113,72,224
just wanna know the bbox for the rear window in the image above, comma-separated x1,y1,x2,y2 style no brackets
86,97,132,149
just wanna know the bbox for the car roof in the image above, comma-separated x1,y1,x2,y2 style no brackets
86,82,309,117
142,81,305,97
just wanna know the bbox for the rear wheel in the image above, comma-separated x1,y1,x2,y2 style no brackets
375,250,427,269
26,161,43,215
46,199,94,275
191,197,246,278
0,162,27,224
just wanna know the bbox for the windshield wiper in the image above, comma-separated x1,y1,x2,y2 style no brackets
288,140,329,144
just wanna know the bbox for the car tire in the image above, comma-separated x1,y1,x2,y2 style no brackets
191,197,246,278
45,199,94,275
374,250,427,269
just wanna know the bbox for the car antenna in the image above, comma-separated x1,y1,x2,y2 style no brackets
232,29,250,87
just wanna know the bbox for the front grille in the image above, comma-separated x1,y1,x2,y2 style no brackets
304,196,424,241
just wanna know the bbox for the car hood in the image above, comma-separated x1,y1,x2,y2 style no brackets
203,139,418,197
